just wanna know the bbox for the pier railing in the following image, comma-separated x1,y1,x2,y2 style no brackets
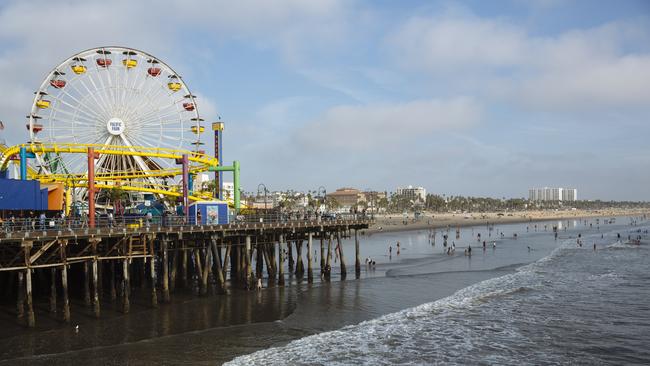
0,213,373,239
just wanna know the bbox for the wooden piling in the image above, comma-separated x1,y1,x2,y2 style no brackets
307,233,314,283
110,260,117,301
181,242,188,288
210,237,225,291
355,229,361,278
122,258,130,314
24,242,35,327
162,239,170,302
170,249,178,292
92,258,100,318
337,231,347,279
150,237,158,307
60,240,70,323
201,247,210,295
245,236,252,290
16,271,24,319
25,269,35,327
278,235,285,286
222,241,231,282
83,261,91,306
61,264,70,323
320,235,325,274
288,239,294,273
50,268,57,313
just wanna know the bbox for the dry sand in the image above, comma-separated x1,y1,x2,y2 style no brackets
363,208,649,235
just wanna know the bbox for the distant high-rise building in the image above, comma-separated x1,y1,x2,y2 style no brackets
396,185,426,202
529,187,577,202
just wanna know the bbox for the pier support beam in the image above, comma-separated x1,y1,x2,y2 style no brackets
288,239,294,273
61,265,70,323
84,261,91,306
307,233,313,283
295,239,304,277
110,261,117,301
24,242,35,327
16,271,24,319
320,235,325,274
162,239,170,303
25,268,35,327
210,236,225,291
325,233,332,280
278,235,285,286
60,240,70,323
50,268,57,313
150,238,158,308
92,258,100,318
337,231,347,280
245,236,252,290
355,229,361,278
122,259,130,314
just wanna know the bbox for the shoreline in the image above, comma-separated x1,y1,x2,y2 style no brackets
362,208,649,235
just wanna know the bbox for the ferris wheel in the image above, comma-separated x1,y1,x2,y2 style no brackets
26,46,205,183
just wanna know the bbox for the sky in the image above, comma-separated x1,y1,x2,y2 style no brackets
0,0,649,200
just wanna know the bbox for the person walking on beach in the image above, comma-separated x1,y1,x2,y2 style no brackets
482,241,486,251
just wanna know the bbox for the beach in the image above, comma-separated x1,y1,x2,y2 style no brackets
0,214,647,365
365,208,650,234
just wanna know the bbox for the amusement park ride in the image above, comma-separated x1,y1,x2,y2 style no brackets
0,46,240,217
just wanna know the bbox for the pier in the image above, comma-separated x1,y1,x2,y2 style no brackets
0,214,371,327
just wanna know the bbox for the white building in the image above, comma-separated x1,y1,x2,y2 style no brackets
529,187,577,202
562,188,577,201
396,185,426,202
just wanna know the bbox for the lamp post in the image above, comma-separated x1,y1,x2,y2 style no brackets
257,183,269,211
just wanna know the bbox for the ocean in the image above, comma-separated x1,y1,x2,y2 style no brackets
0,217,647,365
228,219,650,365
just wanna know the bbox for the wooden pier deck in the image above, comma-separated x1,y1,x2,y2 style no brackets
0,216,372,327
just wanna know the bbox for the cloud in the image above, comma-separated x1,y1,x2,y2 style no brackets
387,13,650,110
295,96,481,149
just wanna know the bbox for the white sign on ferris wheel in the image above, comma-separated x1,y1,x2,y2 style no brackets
26,46,206,181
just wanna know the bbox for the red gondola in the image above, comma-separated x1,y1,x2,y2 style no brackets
97,58,112,67
50,79,66,88
26,123,43,133
148,67,161,76
183,102,195,111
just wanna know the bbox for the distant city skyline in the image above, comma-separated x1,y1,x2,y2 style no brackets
0,1,648,200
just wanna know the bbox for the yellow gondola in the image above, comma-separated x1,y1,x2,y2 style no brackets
191,125,205,134
123,59,137,68
168,82,182,91
71,65,87,74
36,100,51,109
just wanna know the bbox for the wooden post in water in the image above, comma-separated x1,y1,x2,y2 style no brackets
92,240,100,318
181,241,188,288
83,261,91,306
337,230,347,279
17,271,24,319
150,237,158,307
288,239,294,273
50,268,57,313
222,241,231,283
162,239,170,302
170,250,178,292
24,242,35,327
307,233,314,283
201,247,210,295
278,235,285,286
92,259,100,318
110,260,117,301
210,236,225,291
122,258,130,314
355,229,361,278
245,236,252,290
320,235,325,272
193,248,204,294
60,240,70,323
295,239,304,277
